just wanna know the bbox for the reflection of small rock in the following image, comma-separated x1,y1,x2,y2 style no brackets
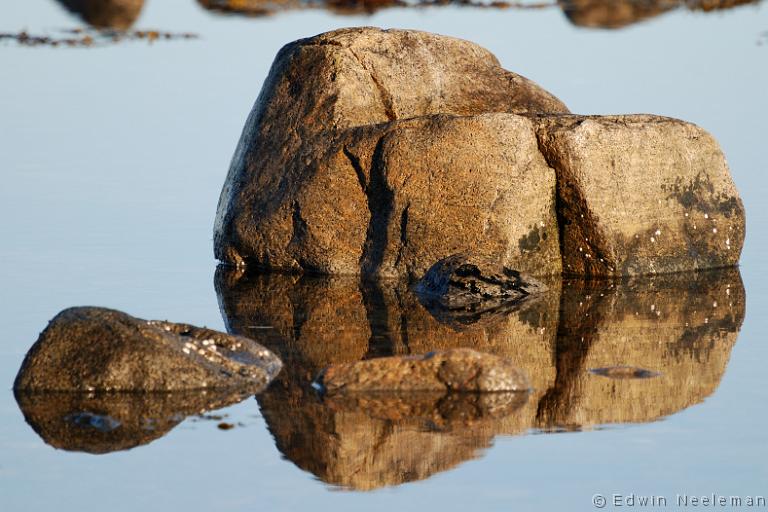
589,366,661,379
15,388,257,453
14,306,282,392
324,390,530,426
316,348,530,393
217,422,235,430
414,255,546,322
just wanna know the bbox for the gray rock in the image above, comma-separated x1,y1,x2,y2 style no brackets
14,307,282,392
414,254,547,319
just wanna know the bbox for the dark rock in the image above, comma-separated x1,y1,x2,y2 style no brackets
414,254,547,321
14,306,282,392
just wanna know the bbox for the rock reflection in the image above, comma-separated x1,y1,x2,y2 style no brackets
55,0,145,29
215,266,743,489
15,388,255,453
560,0,761,29
196,0,761,28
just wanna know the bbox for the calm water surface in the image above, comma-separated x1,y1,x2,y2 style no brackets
1,1,767,511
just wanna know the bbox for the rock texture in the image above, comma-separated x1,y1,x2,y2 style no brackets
317,349,531,393
14,388,255,454
536,114,745,276
214,27,567,278
14,307,282,392
215,28,744,278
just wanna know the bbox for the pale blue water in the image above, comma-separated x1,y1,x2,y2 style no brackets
1,1,767,510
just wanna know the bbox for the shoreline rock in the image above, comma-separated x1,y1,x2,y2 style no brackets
213,28,744,278
14,306,282,392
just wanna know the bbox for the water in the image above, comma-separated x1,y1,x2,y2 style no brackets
1,1,767,510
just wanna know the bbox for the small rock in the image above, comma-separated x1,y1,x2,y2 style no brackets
316,348,530,393
14,306,282,392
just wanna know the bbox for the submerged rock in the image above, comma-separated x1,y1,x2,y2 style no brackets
535,114,745,277
14,307,282,392
214,27,567,277
415,254,546,315
316,348,530,393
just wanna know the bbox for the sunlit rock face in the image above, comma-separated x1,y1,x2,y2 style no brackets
213,27,568,277
14,307,282,392
215,267,743,489
56,0,145,29
14,388,255,454
215,28,744,278
535,115,745,277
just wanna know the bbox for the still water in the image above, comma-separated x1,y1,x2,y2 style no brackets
1,1,767,511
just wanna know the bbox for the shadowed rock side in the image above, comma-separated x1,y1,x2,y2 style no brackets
56,0,145,29
560,0,761,29
215,267,743,489
14,307,282,392
214,27,568,277
14,388,256,454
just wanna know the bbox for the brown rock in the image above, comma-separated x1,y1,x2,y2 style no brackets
559,0,676,29
559,0,760,29
535,114,745,277
56,0,145,29
317,349,530,393
214,27,568,277
14,307,282,392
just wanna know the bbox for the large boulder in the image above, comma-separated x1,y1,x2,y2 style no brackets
14,307,282,392
214,27,568,278
535,114,745,276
